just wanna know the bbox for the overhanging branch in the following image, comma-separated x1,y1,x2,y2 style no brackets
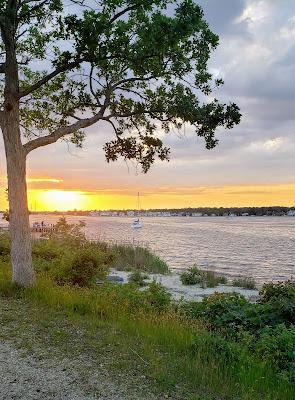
18,58,84,98
24,112,103,154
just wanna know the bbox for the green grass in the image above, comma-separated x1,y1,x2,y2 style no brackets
232,277,256,289
96,241,169,274
0,261,294,400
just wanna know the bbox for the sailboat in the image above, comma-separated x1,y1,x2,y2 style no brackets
131,192,142,229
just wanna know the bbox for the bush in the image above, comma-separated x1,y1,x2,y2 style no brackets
32,239,62,261
255,324,295,382
55,246,108,287
46,217,87,246
180,293,258,335
128,271,149,286
180,266,227,287
232,277,256,289
144,281,171,312
180,266,203,285
260,280,295,303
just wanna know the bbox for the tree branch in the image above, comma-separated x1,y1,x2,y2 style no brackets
18,58,84,98
109,4,140,25
18,0,50,20
24,112,103,154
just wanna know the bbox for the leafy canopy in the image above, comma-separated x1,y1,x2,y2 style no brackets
0,0,241,172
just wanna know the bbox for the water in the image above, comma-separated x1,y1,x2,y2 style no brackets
28,215,295,283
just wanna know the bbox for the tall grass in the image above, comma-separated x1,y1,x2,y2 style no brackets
95,241,169,274
232,276,256,289
0,261,294,399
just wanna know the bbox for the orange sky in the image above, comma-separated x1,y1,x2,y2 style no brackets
0,181,294,211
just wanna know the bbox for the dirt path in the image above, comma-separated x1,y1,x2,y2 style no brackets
0,299,164,400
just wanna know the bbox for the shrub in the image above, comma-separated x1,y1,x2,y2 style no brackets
180,266,227,287
260,280,295,303
180,266,203,285
218,275,228,285
32,239,62,261
144,281,171,312
255,324,295,382
232,277,256,290
46,217,87,246
180,293,254,335
55,246,108,287
128,271,149,287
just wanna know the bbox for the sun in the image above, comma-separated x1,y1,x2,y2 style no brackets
29,190,89,211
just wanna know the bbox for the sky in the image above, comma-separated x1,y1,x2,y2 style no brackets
1,0,295,211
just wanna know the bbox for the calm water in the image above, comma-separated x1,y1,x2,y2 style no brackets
29,215,295,283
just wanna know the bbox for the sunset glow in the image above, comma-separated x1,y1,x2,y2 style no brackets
28,190,91,212
1,183,291,211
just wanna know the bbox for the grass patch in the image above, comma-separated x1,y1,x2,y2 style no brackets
232,276,256,289
0,259,294,399
95,241,169,274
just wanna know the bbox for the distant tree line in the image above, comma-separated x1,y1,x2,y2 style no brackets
17,206,295,217
151,206,294,216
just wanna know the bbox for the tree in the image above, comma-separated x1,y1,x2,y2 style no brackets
0,0,241,287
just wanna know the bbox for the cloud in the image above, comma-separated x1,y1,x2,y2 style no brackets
1,0,295,208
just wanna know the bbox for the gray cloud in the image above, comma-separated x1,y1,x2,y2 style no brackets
2,0,295,195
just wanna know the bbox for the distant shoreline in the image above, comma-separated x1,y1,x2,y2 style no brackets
1,206,295,218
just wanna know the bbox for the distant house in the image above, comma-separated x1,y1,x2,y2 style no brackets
287,210,295,216
89,211,100,217
241,213,249,216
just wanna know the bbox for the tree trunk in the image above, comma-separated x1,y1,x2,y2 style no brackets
1,6,36,287
2,120,35,287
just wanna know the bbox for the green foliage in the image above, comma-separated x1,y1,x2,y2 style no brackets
180,266,203,285
1,0,240,172
255,324,295,383
128,270,149,287
101,242,169,274
180,288,295,383
46,217,87,246
260,280,295,303
32,239,62,261
180,266,227,287
0,260,294,397
55,246,108,287
232,277,256,289
144,281,171,312
181,293,251,333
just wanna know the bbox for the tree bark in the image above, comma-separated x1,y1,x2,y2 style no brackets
1,7,35,287
2,115,35,287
